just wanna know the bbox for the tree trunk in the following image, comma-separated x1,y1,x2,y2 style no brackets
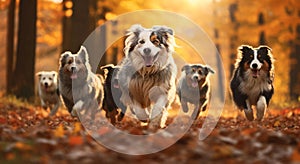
10,0,37,99
289,10,300,100
229,3,239,77
6,0,16,95
258,12,266,45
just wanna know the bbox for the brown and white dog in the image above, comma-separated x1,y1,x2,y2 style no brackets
36,71,61,116
59,46,104,119
117,24,177,129
177,64,214,119
230,45,274,121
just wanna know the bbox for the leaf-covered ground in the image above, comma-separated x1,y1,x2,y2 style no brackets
0,98,300,163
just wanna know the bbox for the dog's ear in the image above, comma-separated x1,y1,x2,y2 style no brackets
127,24,144,36
181,65,191,72
36,72,43,80
59,52,71,67
152,25,174,36
238,45,253,56
78,46,89,64
100,64,114,72
51,71,57,78
124,24,144,55
258,45,272,55
204,65,215,75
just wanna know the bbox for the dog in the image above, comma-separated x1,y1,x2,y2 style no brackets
59,46,104,119
36,71,61,116
117,24,177,129
101,64,127,124
230,45,274,121
177,64,214,119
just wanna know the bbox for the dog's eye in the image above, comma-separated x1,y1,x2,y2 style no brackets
152,39,159,45
68,60,72,64
49,77,52,80
139,40,145,44
192,68,196,72
198,70,202,74
42,77,46,80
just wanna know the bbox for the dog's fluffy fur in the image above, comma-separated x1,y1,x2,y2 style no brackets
177,64,214,119
36,71,61,116
230,45,274,121
117,24,177,129
101,64,127,124
59,46,104,119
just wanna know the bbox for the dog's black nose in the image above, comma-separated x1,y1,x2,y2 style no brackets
193,76,199,80
143,48,151,55
44,83,48,87
71,67,76,72
252,63,258,69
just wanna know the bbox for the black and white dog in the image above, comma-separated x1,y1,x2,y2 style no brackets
36,71,61,116
177,64,214,119
117,24,177,129
59,46,104,119
230,45,274,121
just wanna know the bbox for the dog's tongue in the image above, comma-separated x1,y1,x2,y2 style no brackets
144,56,154,67
252,69,259,78
191,81,198,88
70,73,78,79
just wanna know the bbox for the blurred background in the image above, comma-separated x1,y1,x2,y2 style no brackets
0,0,299,108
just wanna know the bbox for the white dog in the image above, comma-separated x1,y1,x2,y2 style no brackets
36,71,60,116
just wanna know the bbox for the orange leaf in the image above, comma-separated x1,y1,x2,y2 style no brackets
273,120,280,127
15,142,32,151
73,122,82,135
69,136,83,146
5,153,15,160
54,124,65,138
0,117,6,124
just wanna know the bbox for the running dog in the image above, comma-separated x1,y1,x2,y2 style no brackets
36,71,60,116
101,64,127,124
117,24,177,129
59,46,104,119
177,64,214,119
230,45,274,121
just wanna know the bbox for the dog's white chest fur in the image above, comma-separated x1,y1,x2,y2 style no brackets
239,70,272,105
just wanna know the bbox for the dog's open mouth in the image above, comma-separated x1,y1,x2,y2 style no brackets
70,72,78,79
143,53,159,67
191,80,198,88
251,69,260,78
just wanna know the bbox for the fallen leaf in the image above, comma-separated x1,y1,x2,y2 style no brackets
274,120,280,127
54,124,65,138
73,122,82,135
69,136,84,146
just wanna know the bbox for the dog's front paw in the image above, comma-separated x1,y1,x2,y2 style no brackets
256,96,267,121
72,100,84,117
244,108,254,121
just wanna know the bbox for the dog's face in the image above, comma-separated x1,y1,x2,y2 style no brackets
36,71,58,91
59,46,89,80
238,45,273,78
181,64,214,88
124,24,176,69
101,64,121,89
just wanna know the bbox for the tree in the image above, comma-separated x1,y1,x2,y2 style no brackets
6,0,15,95
9,0,37,99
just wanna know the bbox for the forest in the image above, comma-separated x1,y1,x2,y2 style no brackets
0,0,299,163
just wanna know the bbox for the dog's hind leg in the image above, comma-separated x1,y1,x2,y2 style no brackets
244,99,254,121
256,96,267,121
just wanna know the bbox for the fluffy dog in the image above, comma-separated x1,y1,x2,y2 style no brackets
117,24,177,129
101,64,127,124
230,45,274,121
177,64,214,119
59,46,104,119
36,71,60,116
